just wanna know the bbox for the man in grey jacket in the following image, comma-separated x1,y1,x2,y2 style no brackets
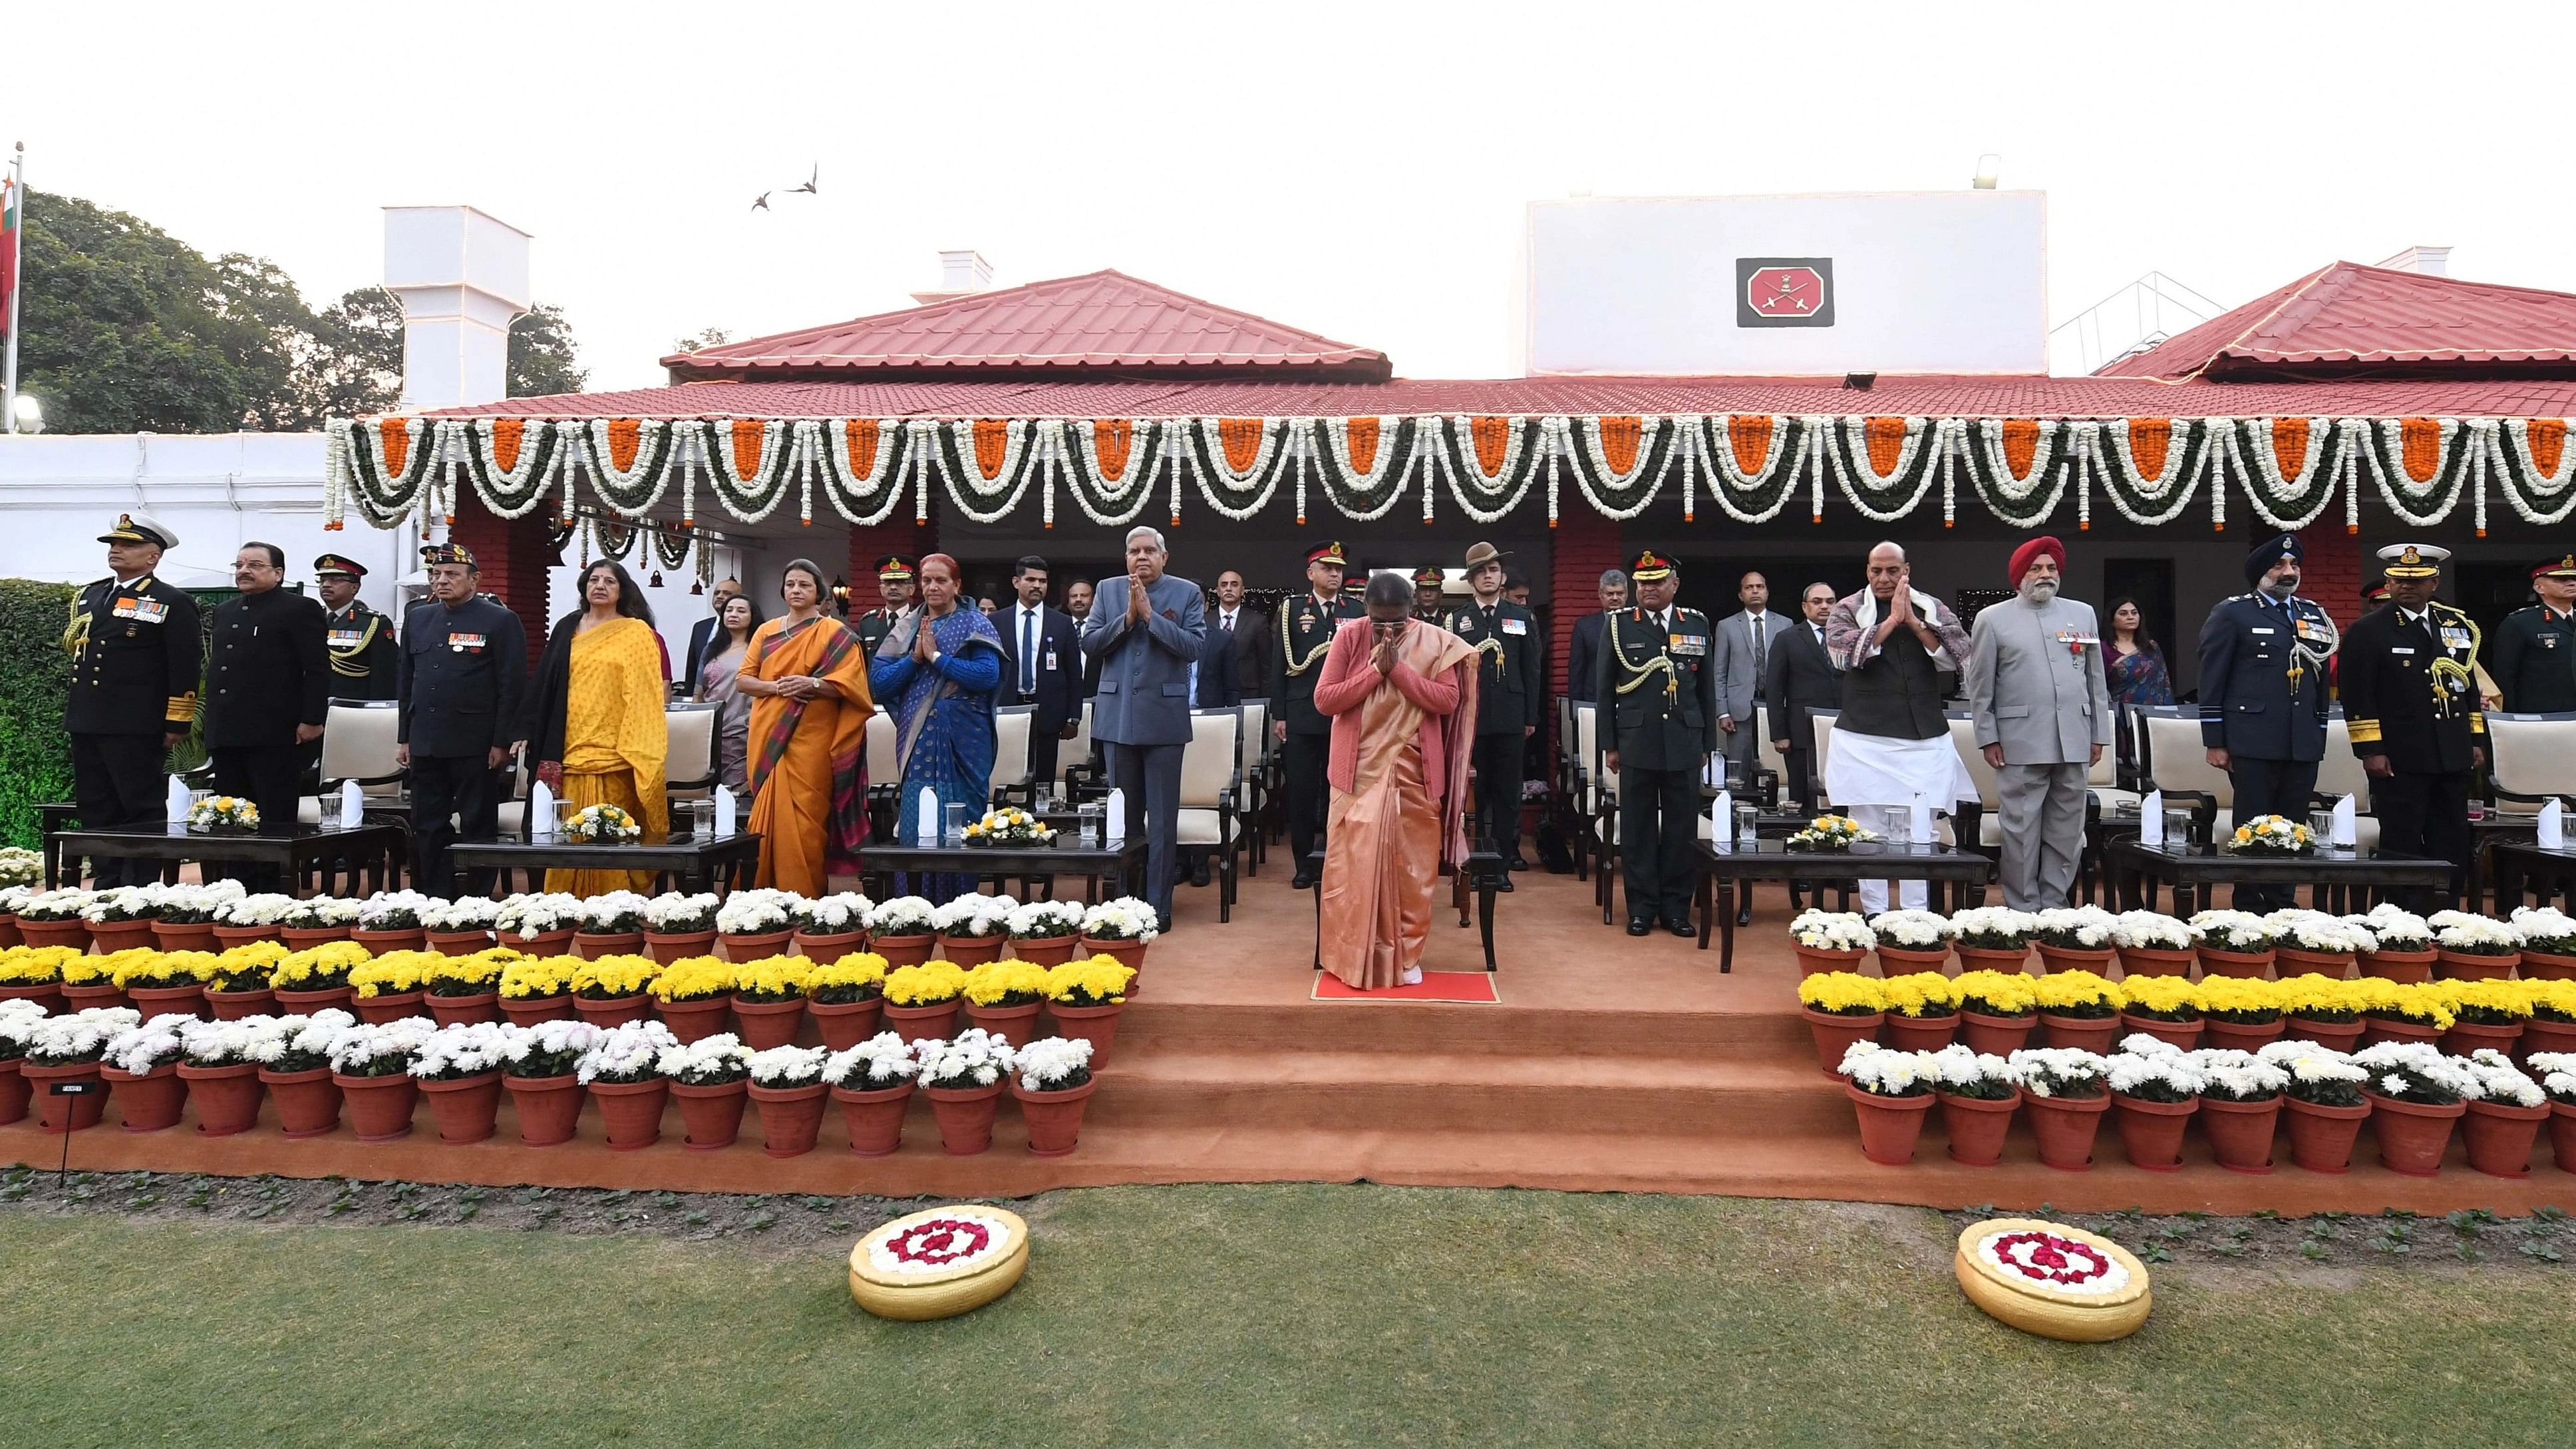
1712,571,1796,780
1965,536,2111,910
1080,526,1208,930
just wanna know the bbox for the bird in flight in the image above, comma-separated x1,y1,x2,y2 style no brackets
750,192,772,212
790,164,818,196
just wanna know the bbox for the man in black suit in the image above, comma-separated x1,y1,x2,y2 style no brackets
996,556,1084,792
1064,579,1102,700
681,577,744,691
203,542,331,883
1766,581,1840,810
1208,569,1269,702
399,543,530,896
1564,569,1627,704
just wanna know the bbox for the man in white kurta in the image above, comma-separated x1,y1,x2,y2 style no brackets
1823,543,1976,913
1966,536,2112,909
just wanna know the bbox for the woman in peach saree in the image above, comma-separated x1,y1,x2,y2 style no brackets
1311,572,1478,989
736,558,876,895
528,560,669,897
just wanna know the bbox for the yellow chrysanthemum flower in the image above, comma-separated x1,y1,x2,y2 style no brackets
884,960,969,1007
1044,955,1134,1006
1796,970,1885,1015
962,958,1049,1007
571,953,663,1000
499,955,579,1000
1952,968,2038,1017
1878,971,1959,1019
2032,969,2124,1014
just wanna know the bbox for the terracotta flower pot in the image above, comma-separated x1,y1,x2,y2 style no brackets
2282,1016,2365,1052
2117,1013,2201,1052
573,931,644,961
720,929,794,963
2202,1017,2286,1052
573,993,649,1029
748,1080,829,1157
2038,1012,2121,1054
61,981,130,1013
0,981,66,1015
2360,1016,2442,1049
884,999,962,1045
2358,949,2437,983
276,926,351,949
418,1071,504,1144
335,1072,420,1142
1844,1084,1934,1166
790,929,865,960
2034,945,2116,977
2112,1092,2197,1171
259,1066,341,1138
1045,1001,1126,1070
871,933,935,969
272,985,353,1015
25,1061,106,1132
1953,945,2031,976
810,997,887,1052
962,1001,1043,1048
425,991,499,1027
208,987,275,1021
425,929,494,955
353,990,424,1025
1078,937,1150,977
2519,948,2576,981
655,995,732,1044
925,1081,1005,1154
2023,1090,2110,1171
2462,1098,2549,1178
1873,945,1951,976
2436,949,2519,982
2442,1019,2522,1058
937,934,1005,969
1012,1077,1099,1156
1957,1009,2036,1058
2550,1100,2576,1175
1938,1088,2020,1166
2521,1016,2576,1066
150,921,220,953
1005,935,1079,967
176,1060,263,1135
2116,946,2194,979
87,919,156,953
0,1061,27,1126
1792,945,1868,978
211,923,283,949
834,1080,914,1156
2367,1092,2464,1177
351,927,426,954
731,996,807,1051
0,914,16,948
1800,1007,1883,1076
589,1076,670,1150
643,929,720,965
2197,947,2273,980
1883,1013,1957,1052
126,983,208,1021
505,1074,583,1146
499,994,572,1027
15,917,90,951
510,929,576,957
103,1062,186,1132
2273,947,2354,978
2198,1094,2281,1174
2281,1096,2370,1172
671,1079,748,1150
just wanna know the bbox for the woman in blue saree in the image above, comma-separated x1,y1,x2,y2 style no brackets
869,552,1004,903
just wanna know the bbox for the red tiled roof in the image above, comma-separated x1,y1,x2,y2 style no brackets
2100,261,2576,381
432,372,2576,422
659,269,1390,383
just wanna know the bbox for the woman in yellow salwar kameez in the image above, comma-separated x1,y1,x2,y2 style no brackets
529,561,669,896
736,558,875,895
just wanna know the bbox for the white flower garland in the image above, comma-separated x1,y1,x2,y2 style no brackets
938,418,1042,526
1827,415,1948,523
1446,416,1546,524
470,418,558,519
818,417,909,526
2228,416,2337,530
1558,414,1671,523
1062,418,1162,526
1186,417,1287,522
2491,417,2576,525
1694,415,1804,524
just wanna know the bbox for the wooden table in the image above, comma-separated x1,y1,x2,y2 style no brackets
2106,839,2456,915
1694,841,1995,972
448,831,765,897
2488,839,2576,911
856,836,1146,905
42,822,407,897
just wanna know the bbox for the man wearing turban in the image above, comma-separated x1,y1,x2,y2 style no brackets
1965,536,2111,909
2194,532,2335,909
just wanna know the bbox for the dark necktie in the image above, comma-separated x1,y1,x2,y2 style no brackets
1021,609,1037,694
1750,615,1768,690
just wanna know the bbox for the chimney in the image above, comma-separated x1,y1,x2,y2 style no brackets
2376,245,2452,277
383,206,532,408
910,249,994,305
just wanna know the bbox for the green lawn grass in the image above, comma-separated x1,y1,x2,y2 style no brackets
3,1184,2568,1449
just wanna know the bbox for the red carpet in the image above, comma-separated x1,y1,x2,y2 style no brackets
1311,971,1500,1003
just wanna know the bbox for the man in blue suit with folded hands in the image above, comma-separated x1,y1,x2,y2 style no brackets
1082,525,1208,931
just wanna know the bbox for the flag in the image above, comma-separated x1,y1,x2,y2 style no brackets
0,162,17,349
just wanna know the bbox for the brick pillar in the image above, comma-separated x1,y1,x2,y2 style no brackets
845,517,939,615
450,496,558,670
2297,520,2364,629
1549,512,1623,702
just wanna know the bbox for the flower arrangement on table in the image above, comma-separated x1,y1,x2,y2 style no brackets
496,1019,599,1079
934,893,1017,940
2354,979,2455,1031
2277,974,2366,1023
963,959,1049,1009
2120,975,2200,1023
732,956,815,1004
1837,1042,1937,1096
2350,1040,2480,1105
1879,971,1959,1020
1949,906,2039,952
643,891,723,936
822,1032,919,1092
2032,905,2117,951
499,955,579,1001
571,953,662,1001
1789,909,1875,953
575,1019,681,1085
418,897,502,933
2430,911,2520,958
495,892,585,941
564,803,643,845
884,961,969,1007
868,896,941,939
2431,977,2534,1027
270,942,371,993
104,1015,190,1076
1008,899,1088,942
350,951,439,999
715,888,800,938
809,954,890,1005
1931,1043,2014,1100
1045,957,1135,1007
1784,815,1879,853
2360,904,2434,953
2259,1039,2368,1107
114,949,219,991
245,1009,357,1074
2187,909,2274,954
2224,814,2315,856
0,847,40,890
2108,910,2197,952
2005,1046,2110,1099
1797,972,1884,1018
2104,1038,2205,1101
793,893,870,937
1016,1036,1094,1094
0,945,83,986
1953,969,2037,1019
1079,897,1160,943
2462,1048,2545,1109
356,891,434,933
2032,971,2124,1020
649,955,735,1004
327,1019,435,1078
187,795,260,835
579,891,653,936
412,1021,512,1082
2191,977,2284,1025
2530,1051,2576,1107
423,950,512,997
748,1043,828,1088
963,807,1054,848
915,1028,1018,1089
152,883,244,925
1867,909,1953,951
15,889,94,923
667,1032,752,1086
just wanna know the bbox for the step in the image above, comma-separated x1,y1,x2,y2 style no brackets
1116,999,1812,1057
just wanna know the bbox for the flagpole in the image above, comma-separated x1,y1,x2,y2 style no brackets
3,142,21,434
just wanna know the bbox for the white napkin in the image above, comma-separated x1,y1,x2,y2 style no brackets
340,779,365,830
1105,787,1128,847
530,779,556,839
2140,789,2165,846
2333,794,2358,848
166,776,190,826
1710,790,1734,853
917,786,940,848
714,784,737,838
1909,792,1933,844
2541,798,2565,851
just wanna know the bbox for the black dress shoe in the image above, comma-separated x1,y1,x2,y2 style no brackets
1736,905,1753,927
1666,917,1696,938
1492,876,1515,893
1189,857,1213,888
1291,872,1317,891
1627,917,1654,936
1506,856,1530,872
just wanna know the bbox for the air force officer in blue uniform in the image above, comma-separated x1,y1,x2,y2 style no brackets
1080,526,1208,930
2195,532,2335,908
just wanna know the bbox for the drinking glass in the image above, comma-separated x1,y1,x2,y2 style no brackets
2164,808,2195,850
943,802,968,847
1078,804,1103,848
1734,802,1759,848
690,798,717,839
1883,804,1913,844
2308,810,2334,848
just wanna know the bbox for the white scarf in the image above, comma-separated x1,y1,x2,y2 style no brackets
1846,586,1945,639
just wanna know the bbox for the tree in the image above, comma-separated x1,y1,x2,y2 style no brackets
303,287,404,420
671,326,732,353
509,305,587,398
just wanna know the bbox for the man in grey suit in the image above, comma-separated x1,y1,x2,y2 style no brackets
1712,571,1796,780
1965,536,2112,910
1080,526,1208,930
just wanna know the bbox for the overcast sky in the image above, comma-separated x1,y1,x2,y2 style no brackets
11,0,2571,393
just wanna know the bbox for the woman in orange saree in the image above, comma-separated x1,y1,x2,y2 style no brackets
528,561,670,897
1311,572,1478,989
738,558,876,895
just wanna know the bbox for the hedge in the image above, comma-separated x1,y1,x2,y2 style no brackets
0,579,77,848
